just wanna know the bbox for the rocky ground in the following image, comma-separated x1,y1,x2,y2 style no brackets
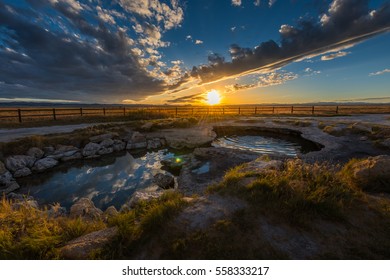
1,114,390,259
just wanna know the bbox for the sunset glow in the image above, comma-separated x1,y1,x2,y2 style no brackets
205,90,221,105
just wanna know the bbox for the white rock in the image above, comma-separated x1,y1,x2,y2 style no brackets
100,138,114,148
26,147,44,159
82,142,101,157
5,155,35,172
32,157,58,172
13,167,32,178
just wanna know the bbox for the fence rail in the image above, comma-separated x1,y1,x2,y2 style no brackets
1,105,390,123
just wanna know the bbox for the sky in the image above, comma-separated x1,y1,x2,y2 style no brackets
0,0,389,105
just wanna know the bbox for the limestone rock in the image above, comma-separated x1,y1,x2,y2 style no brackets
7,192,34,201
60,227,118,259
13,167,32,178
122,190,163,210
97,146,114,155
47,205,67,218
103,206,119,218
32,157,58,172
82,142,101,157
153,173,175,189
380,138,390,149
0,161,7,174
69,198,103,220
26,147,44,160
112,140,125,152
89,133,117,143
5,155,35,172
0,181,20,194
240,159,283,173
12,199,39,210
49,145,79,160
140,122,154,131
61,152,83,162
126,131,147,150
348,155,390,192
100,138,114,148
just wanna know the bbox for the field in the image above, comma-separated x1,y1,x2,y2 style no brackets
1,105,390,127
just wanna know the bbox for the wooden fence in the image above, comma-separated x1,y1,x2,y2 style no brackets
1,105,390,123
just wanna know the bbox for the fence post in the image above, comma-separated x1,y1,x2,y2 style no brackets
53,108,56,120
80,108,83,116
222,107,225,115
255,107,257,115
272,106,275,114
18,109,22,123
192,108,194,115
103,108,106,116
175,107,178,117
336,106,339,114
291,106,294,114
123,107,126,116
312,106,315,115
238,107,241,115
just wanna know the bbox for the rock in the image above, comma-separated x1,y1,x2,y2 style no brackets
240,159,283,173
89,133,118,143
97,146,114,155
100,138,114,148
49,145,79,160
153,173,175,189
13,167,32,178
0,161,7,174
7,192,34,201
131,131,146,142
126,141,147,150
32,157,58,172
12,199,39,210
140,122,154,131
349,122,372,134
323,125,344,136
26,147,44,159
103,206,119,218
47,205,67,218
61,152,83,162
0,181,20,194
69,198,103,220
82,142,101,157
122,190,164,210
5,155,35,172
0,166,20,194
43,146,55,156
347,155,390,192
147,138,162,150
60,227,118,259
112,140,125,152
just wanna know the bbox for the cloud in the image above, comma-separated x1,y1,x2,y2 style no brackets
369,68,390,76
166,93,204,104
321,51,350,61
0,0,185,103
303,68,321,76
195,39,204,45
190,0,390,86
269,0,277,7
254,0,261,7
232,0,242,6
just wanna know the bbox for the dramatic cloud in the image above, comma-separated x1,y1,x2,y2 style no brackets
166,93,204,104
190,0,390,85
195,39,204,45
0,0,185,103
321,51,350,61
369,68,390,76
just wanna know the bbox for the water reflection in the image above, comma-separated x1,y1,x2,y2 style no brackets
17,150,175,211
212,135,301,156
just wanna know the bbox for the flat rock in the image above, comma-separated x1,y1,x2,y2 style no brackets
69,198,103,220
60,227,118,259
122,190,164,211
153,173,175,189
100,138,114,148
82,142,101,157
61,152,83,162
13,167,32,178
97,146,114,155
147,138,163,149
113,140,126,152
348,155,390,192
32,157,58,172
26,147,44,159
5,155,35,172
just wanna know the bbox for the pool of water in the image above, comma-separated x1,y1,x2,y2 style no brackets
17,150,176,211
212,135,302,156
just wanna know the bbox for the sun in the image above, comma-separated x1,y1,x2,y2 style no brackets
205,89,221,105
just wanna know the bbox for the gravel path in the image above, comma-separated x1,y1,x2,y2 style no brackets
0,123,103,143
